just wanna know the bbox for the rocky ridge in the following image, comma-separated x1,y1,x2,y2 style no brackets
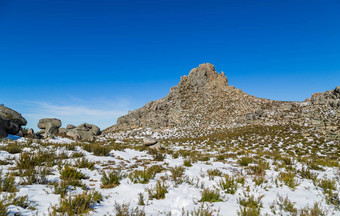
105,63,340,140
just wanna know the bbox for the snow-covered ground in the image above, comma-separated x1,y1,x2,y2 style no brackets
0,127,339,215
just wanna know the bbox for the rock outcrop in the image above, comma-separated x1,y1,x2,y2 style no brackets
105,63,340,140
38,118,62,139
308,86,340,108
0,105,27,138
64,123,101,141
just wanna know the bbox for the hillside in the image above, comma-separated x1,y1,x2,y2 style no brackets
105,63,340,140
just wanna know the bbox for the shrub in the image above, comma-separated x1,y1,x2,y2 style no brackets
199,188,223,203
74,158,95,170
21,167,52,185
138,193,145,206
147,181,169,200
218,174,237,194
0,143,22,154
238,157,253,166
237,194,263,216
11,195,37,210
184,203,220,216
113,202,145,216
277,171,298,189
101,170,121,189
0,173,17,193
207,169,222,180
0,200,9,216
271,195,297,215
298,167,318,181
50,191,102,215
299,202,328,216
169,166,185,184
60,166,86,180
148,149,165,161
83,143,111,156
129,165,164,184
183,159,192,167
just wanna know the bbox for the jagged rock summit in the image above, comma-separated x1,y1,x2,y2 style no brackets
105,63,340,140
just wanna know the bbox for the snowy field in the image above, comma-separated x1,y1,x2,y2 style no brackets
0,125,339,215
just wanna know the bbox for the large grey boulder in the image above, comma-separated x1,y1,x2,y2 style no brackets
38,118,62,139
143,136,161,150
66,124,76,130
66,123,101,141
0,105,27,138
76,123,101,136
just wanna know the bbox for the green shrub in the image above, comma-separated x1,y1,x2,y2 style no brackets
299,202,328,216
60,166,86,180
147,181,169,200
0,143,22,154
50,191,102,215
0,199,9,216
218,174,237,194
169,166,185,184
0,173,17,193
183,159,192,167
184,203,220,216
237,194,263,216
113,202,146,216
129,165,164,184
20,167,52,185
277,171,298,189
101,170,121,189
74,157,95,170
207,169,222,180
238,157,253,166
83,143,111,156
271,195,297,215
11,195,37,210
199,188,223,203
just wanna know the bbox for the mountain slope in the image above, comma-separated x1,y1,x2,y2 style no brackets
105,63,340,140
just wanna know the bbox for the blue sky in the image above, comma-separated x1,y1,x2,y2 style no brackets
0,0,339,131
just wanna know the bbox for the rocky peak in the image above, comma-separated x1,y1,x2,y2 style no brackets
171,63,229,94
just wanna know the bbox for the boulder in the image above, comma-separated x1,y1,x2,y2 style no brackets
76,123,101,136
38,118,62,139
66,124,76,130
65,123,101,141
0,105,27,138
143,136,161,150
143,136,157,145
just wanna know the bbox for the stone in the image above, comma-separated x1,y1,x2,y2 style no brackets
76,123,101,136
65,123,101,141
0,105,27,138
143,136,160,150
143,136,157,145
58,128,67,135
38,118,62,139
66,124,76,130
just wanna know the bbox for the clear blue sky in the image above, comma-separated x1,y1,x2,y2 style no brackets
0,0,339,130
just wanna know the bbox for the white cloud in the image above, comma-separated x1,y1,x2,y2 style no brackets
22,99,130,131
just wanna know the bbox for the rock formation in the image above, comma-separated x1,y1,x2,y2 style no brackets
60,123,102,141
38,118,62,139
308,86,340,108
105,63,340,140
0,105,27,138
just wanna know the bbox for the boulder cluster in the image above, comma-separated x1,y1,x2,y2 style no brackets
0,105,27,138
38,118,101,141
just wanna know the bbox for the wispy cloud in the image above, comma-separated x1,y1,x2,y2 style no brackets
22,98,130,131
